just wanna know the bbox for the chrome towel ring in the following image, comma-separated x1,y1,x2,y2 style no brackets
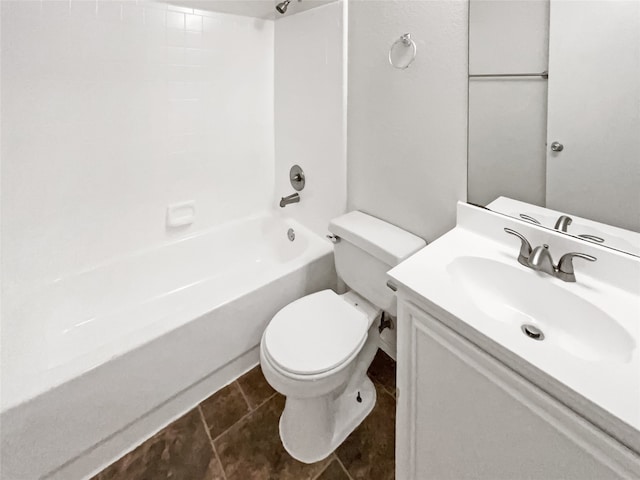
389,33,417,70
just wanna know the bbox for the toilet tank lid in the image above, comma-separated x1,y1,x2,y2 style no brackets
329,211,426,266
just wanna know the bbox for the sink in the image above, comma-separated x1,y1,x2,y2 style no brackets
388,202,640,443
447,256,636,363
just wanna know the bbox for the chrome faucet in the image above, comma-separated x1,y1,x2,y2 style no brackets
554,215,573,232
504,228,596,282
528,244,556,276
279,192,300,208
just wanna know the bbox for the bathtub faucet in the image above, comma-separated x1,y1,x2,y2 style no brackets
280,193,300,208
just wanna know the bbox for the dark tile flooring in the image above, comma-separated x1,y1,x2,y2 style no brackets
93,349,397,480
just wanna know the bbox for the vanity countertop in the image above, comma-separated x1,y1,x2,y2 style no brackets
388,202,640,454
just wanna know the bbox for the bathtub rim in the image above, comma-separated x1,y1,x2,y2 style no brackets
1,213,333,412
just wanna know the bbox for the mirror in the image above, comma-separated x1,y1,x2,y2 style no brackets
467,0,640,256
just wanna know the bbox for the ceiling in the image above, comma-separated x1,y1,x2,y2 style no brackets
161,0,336,20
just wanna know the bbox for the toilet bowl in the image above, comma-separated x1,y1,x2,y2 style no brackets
260,290,381,463
260,211,426,463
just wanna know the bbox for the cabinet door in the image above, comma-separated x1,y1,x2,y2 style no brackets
545,0,640,231
396,301,640,480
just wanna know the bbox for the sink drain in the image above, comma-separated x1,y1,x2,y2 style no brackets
521,324,544,341
287,228,295,242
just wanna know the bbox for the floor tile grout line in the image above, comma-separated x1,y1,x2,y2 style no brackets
198,405,229,480
235,380,253,411
385,386,397,400
308,453,356,480
211,391,279,444
309,454,337,480
334,454,356,480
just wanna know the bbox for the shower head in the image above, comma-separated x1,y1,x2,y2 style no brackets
276,0,291,14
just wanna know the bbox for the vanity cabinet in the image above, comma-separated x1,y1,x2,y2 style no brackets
396,298,640,480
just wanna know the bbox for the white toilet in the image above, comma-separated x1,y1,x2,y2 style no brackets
260,211,425,463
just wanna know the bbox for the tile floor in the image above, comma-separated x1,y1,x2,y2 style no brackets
93,349,397,480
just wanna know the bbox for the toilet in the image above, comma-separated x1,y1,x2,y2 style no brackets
260,211,425,463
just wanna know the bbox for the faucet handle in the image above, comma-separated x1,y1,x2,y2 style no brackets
556,252,597,282
504,228,533,267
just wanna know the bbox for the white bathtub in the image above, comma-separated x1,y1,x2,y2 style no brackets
1,212,335,480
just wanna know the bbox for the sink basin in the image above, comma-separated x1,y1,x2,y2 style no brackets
447,256,636,363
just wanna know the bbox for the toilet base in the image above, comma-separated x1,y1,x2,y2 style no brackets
279,376,377,464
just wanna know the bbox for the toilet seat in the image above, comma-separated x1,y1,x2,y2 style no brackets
264,290,369,376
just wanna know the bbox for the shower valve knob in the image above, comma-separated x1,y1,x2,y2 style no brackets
289,165,306,191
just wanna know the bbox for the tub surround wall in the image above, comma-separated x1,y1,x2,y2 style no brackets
347,0,469,242
1,0,275,296
166,0,336,19
274,1,347,238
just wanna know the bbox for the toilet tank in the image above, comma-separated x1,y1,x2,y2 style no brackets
328,211,426,316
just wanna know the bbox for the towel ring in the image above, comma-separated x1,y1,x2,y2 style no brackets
389,33,417,70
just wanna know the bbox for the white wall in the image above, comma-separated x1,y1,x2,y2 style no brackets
274,0,347,237
347,0,468,242
1,0,274,295
467,0,549,207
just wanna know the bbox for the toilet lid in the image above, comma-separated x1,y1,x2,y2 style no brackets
264,290,369,375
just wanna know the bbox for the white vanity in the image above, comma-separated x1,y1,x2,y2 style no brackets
389,203,640,479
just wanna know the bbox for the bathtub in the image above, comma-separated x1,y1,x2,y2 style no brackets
1,212,336,480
